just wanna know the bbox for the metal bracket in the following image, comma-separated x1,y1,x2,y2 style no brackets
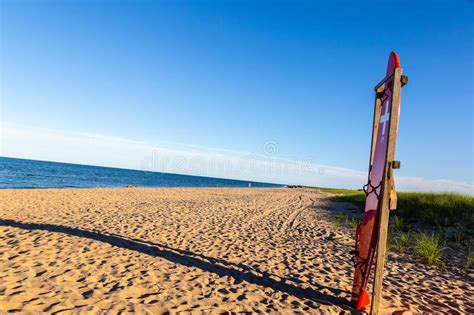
392,160,401,169
388,161,399,210
401,75,409,87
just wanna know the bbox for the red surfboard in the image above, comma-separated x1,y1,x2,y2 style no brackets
351,52,401,310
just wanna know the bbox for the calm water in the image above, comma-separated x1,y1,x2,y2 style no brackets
0,157,282,189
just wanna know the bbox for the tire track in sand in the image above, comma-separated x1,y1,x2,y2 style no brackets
280,196,318,235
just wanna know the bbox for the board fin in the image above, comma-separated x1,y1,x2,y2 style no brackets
356,289,371,310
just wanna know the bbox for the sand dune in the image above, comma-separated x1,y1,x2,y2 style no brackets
0,188,471,313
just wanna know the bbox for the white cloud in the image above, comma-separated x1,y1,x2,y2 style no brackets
1,122,473,195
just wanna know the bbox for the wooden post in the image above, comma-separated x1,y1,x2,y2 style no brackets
370,68,404,314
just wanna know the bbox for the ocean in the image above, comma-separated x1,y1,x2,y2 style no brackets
0,157,283,189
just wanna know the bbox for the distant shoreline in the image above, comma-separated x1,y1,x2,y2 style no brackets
0,186,286,191
0,156,285,189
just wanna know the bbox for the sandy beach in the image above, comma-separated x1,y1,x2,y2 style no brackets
0,188,471,313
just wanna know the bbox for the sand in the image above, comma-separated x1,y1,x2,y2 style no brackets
0,188,472,314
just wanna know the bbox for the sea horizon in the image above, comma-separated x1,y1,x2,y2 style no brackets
0,156,284,189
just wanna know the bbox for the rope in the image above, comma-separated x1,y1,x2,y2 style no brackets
363,180,382,198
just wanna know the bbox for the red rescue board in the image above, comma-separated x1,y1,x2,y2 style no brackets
351,52,401,310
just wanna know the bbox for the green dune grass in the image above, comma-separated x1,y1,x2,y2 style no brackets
316,187,474,269
318,188,474,229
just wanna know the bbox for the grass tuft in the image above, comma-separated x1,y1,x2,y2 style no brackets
332,214,360,229
453,223,470,244
392,232,412,254
414,233,446,267
347,216,360,229
390,216,404,233
466,243,474,270
332,214,346,229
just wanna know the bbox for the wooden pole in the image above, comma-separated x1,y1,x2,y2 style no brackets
371,68,404,314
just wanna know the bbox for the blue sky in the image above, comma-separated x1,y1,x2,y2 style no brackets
1,0,473,193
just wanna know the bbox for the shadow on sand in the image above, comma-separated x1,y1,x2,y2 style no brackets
0,218,356,312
